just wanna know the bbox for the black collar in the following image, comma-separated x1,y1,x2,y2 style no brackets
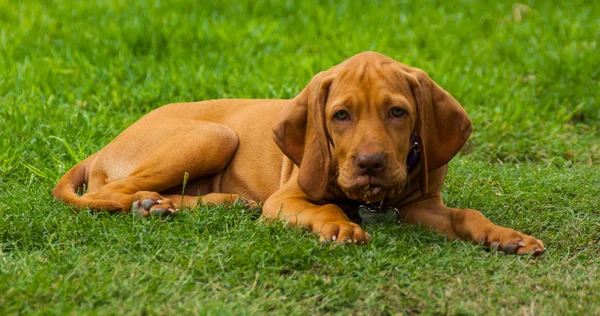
406,135,420,172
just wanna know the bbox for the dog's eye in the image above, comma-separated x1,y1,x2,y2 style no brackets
390,107,405,118
334,110,349,121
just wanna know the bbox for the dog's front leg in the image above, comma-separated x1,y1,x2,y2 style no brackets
398,197,545,256
263,182,371,244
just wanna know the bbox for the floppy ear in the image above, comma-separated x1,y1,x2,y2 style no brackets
415,70,472,170
272,71,334,200
402,66,472,195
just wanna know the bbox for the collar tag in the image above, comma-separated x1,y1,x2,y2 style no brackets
358,201,399,225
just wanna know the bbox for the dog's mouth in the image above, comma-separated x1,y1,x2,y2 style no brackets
340,176,397,202
360,184,383,201
336,160,409,202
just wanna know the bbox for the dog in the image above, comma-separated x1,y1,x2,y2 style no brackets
53,52,545,256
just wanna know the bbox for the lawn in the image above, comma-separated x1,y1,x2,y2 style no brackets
1,0,599,314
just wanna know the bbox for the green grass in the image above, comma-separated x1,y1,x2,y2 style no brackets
1,0,599,314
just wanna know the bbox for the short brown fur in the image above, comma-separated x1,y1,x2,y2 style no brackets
53,52,544,255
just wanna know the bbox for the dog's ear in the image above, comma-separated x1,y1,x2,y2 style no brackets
402,66,472,195
272,71,333,200
414,70,472,171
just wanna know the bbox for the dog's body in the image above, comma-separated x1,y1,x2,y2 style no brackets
53,52,544,255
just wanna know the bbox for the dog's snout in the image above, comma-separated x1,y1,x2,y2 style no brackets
355,153,385,173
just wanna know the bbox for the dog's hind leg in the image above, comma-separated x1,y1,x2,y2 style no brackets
68,119,239,216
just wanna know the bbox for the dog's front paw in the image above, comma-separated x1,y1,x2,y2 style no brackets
316,220,371,245
478,226,545,257
131,196,178,217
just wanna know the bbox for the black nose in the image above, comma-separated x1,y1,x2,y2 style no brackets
355,153,385,174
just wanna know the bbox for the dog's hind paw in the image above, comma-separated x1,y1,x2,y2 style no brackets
131,198,178,218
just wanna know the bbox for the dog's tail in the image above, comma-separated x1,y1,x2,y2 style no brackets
52,155,122,211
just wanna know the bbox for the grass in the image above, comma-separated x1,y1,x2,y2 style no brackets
1,0,599,314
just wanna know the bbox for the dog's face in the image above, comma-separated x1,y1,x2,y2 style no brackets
273,52,471,201
324,55,416,202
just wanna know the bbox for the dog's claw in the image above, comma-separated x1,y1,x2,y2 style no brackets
166,208,177,215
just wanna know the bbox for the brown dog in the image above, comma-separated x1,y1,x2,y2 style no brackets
53,52,545,255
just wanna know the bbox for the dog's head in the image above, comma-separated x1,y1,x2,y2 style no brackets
273,52,472,202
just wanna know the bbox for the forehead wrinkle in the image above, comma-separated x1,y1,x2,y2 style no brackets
382,92,410,105
332,60,411,111
330,98,351,109
375,65,415,104
338,63,370,88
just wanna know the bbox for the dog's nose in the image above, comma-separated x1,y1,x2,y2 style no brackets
355,153,385,174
